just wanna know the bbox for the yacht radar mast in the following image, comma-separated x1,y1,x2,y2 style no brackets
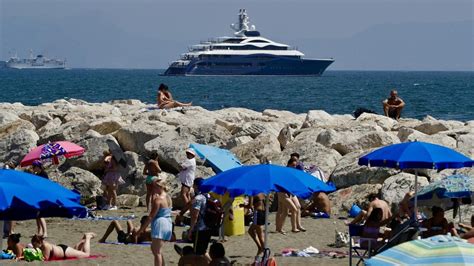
230,9,256,37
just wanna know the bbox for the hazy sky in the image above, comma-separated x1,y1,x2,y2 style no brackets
1,0,472,70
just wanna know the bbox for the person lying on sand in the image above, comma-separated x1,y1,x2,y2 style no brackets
98,216,151,244
31,233,96,260
7,233,24,260
157,83,192,109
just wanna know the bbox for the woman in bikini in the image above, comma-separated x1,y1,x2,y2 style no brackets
245,193,266,257
31,233,96,260
157,83,192,109
143,152,162,211
7,233,24,260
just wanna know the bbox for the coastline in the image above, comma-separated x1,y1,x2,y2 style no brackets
0,98,473,264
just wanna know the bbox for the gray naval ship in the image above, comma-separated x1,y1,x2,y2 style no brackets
6,50,66,69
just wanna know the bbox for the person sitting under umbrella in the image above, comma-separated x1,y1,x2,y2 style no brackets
451,215,474,243
31,232,96,261
422,206,449,238
7,233,24,260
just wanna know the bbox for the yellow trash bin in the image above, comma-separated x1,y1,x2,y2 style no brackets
211,193,245,236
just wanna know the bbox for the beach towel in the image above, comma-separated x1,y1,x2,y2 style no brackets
46,254,106,261
100,241,151,246
71,215,136,221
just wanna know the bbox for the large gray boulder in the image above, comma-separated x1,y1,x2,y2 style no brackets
302,110,335,128
115,120,177,154
277,124,298,149
329,184,382,216
117,194,141,207
381,173,429,210
60,167,103,201
144,134,195,172
356,113,398,131
456,133,474,157
271,135,342,175
330,151,399,188
0,119,39,165
232,133,281,165
316,127,399,156
397,127,457,148
68,134,117,172
214,108,262,123
117,151,147,196
90,117,124,135
30,111,53,129
0,112,21,126
414,121,450,135
37,118,63,142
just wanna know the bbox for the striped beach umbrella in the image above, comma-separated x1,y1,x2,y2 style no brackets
365,235,474,266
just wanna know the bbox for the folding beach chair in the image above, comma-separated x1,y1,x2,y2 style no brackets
376,218,420,253
348,224,379,266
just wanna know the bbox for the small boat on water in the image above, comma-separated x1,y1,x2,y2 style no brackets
164,9,334,76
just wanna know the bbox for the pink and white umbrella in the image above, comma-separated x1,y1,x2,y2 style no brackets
20,141,85,167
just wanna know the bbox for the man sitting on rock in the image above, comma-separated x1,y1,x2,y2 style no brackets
347,193,392,226
382,90,405,120
302,192,331,218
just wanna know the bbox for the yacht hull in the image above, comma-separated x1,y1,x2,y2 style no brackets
164,56,334,76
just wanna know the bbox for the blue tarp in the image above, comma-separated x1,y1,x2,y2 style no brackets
189,143,242,173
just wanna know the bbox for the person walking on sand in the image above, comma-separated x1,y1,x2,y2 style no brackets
137,175,173,266
241,193,266,257
102,151,124,211
157,83,192,109
31,232,96,260
143,152,162,211
275,158,306,234
31,160,48,238
178,148,197,211
383,90,405,120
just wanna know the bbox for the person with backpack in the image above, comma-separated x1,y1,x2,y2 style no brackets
187,178,221,258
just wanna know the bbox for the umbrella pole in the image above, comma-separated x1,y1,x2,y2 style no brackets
264,194,270,250
414,169,418,220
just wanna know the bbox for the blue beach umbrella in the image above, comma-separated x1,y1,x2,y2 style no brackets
189,143,242,173
358,141,473,214
365,235,474,266
201,164,336,252
0,169,87,220
416,174,473,200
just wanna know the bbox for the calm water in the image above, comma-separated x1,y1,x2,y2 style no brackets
0,69,473,121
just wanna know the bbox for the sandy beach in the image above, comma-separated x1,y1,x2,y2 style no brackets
2,207,353,265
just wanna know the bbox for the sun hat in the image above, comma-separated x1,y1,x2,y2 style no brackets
185,148,196,157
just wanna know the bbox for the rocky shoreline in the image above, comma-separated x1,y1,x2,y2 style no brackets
1,99,473,216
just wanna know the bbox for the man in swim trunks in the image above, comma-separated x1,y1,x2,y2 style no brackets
143,152,162,211
383,90,405,120
348,193,392,226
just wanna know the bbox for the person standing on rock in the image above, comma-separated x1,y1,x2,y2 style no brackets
178,148,197,211
102,151,124,211
144,152,162,211
382,90,405,120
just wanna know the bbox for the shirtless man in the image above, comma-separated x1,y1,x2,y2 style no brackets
157,83,192,109
348,194,392,226
302,192,331,218
143,152,162,211
382,90,405,120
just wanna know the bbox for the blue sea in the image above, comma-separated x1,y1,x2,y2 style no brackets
0,69,473,121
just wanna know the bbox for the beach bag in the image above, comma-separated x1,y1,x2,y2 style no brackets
335,230,350,248
203,197,224,231
23,247,44,262
1,250,15,260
